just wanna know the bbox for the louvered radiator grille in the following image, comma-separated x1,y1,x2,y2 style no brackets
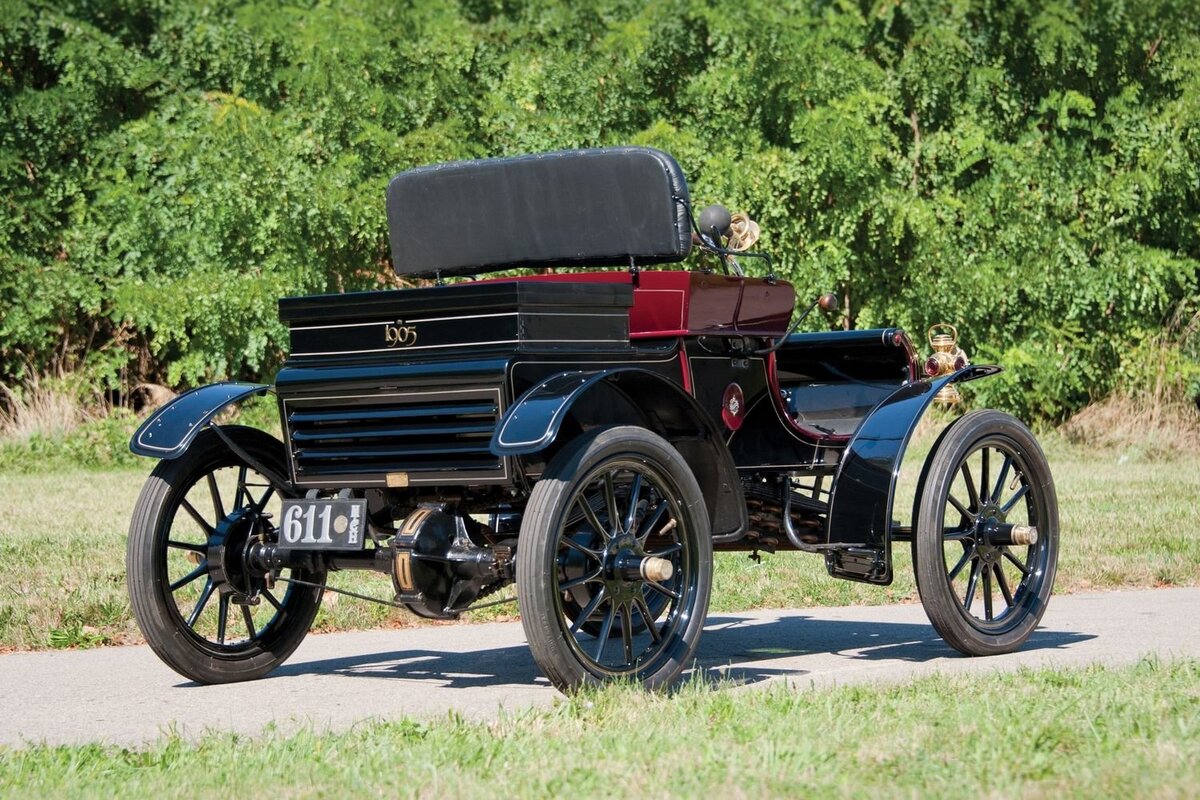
284,387,506,487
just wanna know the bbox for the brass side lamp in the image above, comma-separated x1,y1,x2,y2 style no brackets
924,323,970,405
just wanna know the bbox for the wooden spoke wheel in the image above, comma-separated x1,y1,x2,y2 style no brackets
126,427,324,684
913,410,1059,656
517,426,712,692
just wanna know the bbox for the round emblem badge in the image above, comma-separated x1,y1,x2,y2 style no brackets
721,383,745,431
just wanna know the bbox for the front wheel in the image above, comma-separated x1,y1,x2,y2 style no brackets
913,410,1059,656
517,426,712,692
127,426,324,684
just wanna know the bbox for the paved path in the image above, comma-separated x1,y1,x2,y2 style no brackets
1,587,1196,748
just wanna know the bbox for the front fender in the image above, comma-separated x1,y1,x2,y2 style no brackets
823,365,1001,583
130,382,270,459
490,371,610,455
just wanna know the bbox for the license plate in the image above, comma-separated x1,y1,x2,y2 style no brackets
278,498,368,550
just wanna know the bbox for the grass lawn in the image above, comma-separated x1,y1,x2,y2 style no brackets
2,658,1196,797
1,434,1197,651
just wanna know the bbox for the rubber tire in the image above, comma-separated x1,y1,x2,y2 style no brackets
912,410,1059,656
127,426,324,684
517,426,713,692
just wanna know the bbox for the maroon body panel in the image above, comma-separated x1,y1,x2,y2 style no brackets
478,270,795,338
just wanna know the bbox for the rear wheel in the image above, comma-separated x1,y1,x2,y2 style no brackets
127,427,324,683
913,410,1058,656
517,426,712,692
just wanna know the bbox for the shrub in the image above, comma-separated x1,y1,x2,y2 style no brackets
2,0,1197,423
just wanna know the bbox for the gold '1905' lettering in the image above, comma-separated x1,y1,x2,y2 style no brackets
384,321,418,347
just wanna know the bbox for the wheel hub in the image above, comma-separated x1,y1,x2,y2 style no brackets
603,535,643,602
207,508,265,598
973,501,1005,559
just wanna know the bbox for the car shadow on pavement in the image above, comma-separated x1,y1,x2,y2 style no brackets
254,611,1096,691
266,641,545,687
693,614,1095,686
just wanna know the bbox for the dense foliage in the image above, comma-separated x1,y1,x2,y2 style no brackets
2,0,1198,421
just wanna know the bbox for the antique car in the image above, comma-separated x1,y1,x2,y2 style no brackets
126,147,1058,692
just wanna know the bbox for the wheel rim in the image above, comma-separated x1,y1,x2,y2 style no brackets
158,461,300,653
552,457,695,677
936,437,1051,634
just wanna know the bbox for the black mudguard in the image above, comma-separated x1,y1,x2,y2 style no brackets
129,382,270,459
823,365,1001,584
490,367,747,539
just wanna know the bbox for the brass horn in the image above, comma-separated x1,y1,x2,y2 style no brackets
727,212,761,252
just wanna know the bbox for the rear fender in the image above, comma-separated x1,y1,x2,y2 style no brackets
491,368,747,538
130,382,270,459
823,365,1001,584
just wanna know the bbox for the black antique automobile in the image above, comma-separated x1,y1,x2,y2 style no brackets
126,147,1058,691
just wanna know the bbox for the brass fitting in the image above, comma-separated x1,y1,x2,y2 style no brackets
1010,525,1039,546
639,557,675,583
924,324,970,404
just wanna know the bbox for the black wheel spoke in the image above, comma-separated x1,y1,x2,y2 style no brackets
947,493,972,523
960,461,979,512
216,594,230,644
187,580,215,628
1002,547,1031,576
948,544,975,580
645,541,682,558
206,473,226,522
634,595,661,644
963,560,981,612
1000,485,1030,515
241,603,257,639
569,587,607,635
620,604,635,666
994,564,1015,607
623,473,643,535
560,567,603,591
576,495,609,543
983,567,994,621
645,578,680,601
561,535,602,561
179,498,214,536
262,588,282,611
169,563,208,592
992,455,1012,504
602,472,620,537
167,539,206,553
942,526,973,540
254,485,276,513
233,465,248,510
636,500,668,544
981,448,990,506
594,600,617,661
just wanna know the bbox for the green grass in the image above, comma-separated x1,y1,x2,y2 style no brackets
0,434,1196,651
2,658,1196,797
0,408,142,474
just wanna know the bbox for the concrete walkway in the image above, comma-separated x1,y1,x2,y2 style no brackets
1,587,1195,748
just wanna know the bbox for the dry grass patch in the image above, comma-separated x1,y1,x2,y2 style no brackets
1063,392,1200,457
0,379,87,442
